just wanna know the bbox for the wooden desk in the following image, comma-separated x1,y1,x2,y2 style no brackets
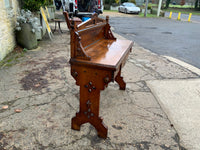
67,14,133,138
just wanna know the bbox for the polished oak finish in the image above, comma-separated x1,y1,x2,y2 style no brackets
67,14,133,138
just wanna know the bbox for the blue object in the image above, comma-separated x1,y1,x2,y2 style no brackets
82,17,90,22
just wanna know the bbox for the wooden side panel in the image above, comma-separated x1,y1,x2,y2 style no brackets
63,11,71,30
71,31,91,60
78,24,106,49
77,13,106,30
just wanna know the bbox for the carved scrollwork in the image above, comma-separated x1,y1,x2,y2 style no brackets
74,32,91,60
104,24,116,40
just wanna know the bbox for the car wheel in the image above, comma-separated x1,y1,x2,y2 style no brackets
118,8,120,12
125,9,127,14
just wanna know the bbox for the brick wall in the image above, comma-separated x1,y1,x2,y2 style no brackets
0,0,19,61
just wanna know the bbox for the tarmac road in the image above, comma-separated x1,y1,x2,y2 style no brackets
109,16,200,69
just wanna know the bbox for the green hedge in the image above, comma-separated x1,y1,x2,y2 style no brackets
21,0,53,12
104,4,111,10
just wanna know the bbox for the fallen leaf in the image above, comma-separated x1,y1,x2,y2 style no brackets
34,83,40,87
2,105,8,109
15,109,22,113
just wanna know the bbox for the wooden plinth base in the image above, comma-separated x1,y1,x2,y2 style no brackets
71,65,126,138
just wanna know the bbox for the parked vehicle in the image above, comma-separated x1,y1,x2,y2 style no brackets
55,0,62,10
64,0,103,18
118,2,140,14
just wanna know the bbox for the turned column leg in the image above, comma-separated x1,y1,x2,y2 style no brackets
58,21,63,33
115,69,126,90
71,82,108,138
53,21,57,33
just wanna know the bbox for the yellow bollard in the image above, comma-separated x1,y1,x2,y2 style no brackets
169,11,172,19
188,13,192,22
177,12,181,20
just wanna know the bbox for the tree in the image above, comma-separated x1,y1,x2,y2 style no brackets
195,0,200,9
165,0,171,9
21,0,52,12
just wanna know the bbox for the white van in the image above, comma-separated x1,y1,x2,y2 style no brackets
64,0,103,17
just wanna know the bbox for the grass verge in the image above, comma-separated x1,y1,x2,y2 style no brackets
103,10,118,12
164,8,200,15
139,13,158,18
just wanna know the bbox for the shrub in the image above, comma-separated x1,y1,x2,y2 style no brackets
128,0,136,4
21,0,53,12
104,4,111,10
112,3,119,6
21,0,44,12
148,4,152,9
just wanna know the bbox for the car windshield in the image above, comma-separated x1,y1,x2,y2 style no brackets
124,3,136,7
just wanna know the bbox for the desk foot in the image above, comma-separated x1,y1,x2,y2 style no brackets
71,112,108,138
115,69,126,90
71,113,85,131
95,119,108,139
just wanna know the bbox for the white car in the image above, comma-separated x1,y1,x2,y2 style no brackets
118,2,140,14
